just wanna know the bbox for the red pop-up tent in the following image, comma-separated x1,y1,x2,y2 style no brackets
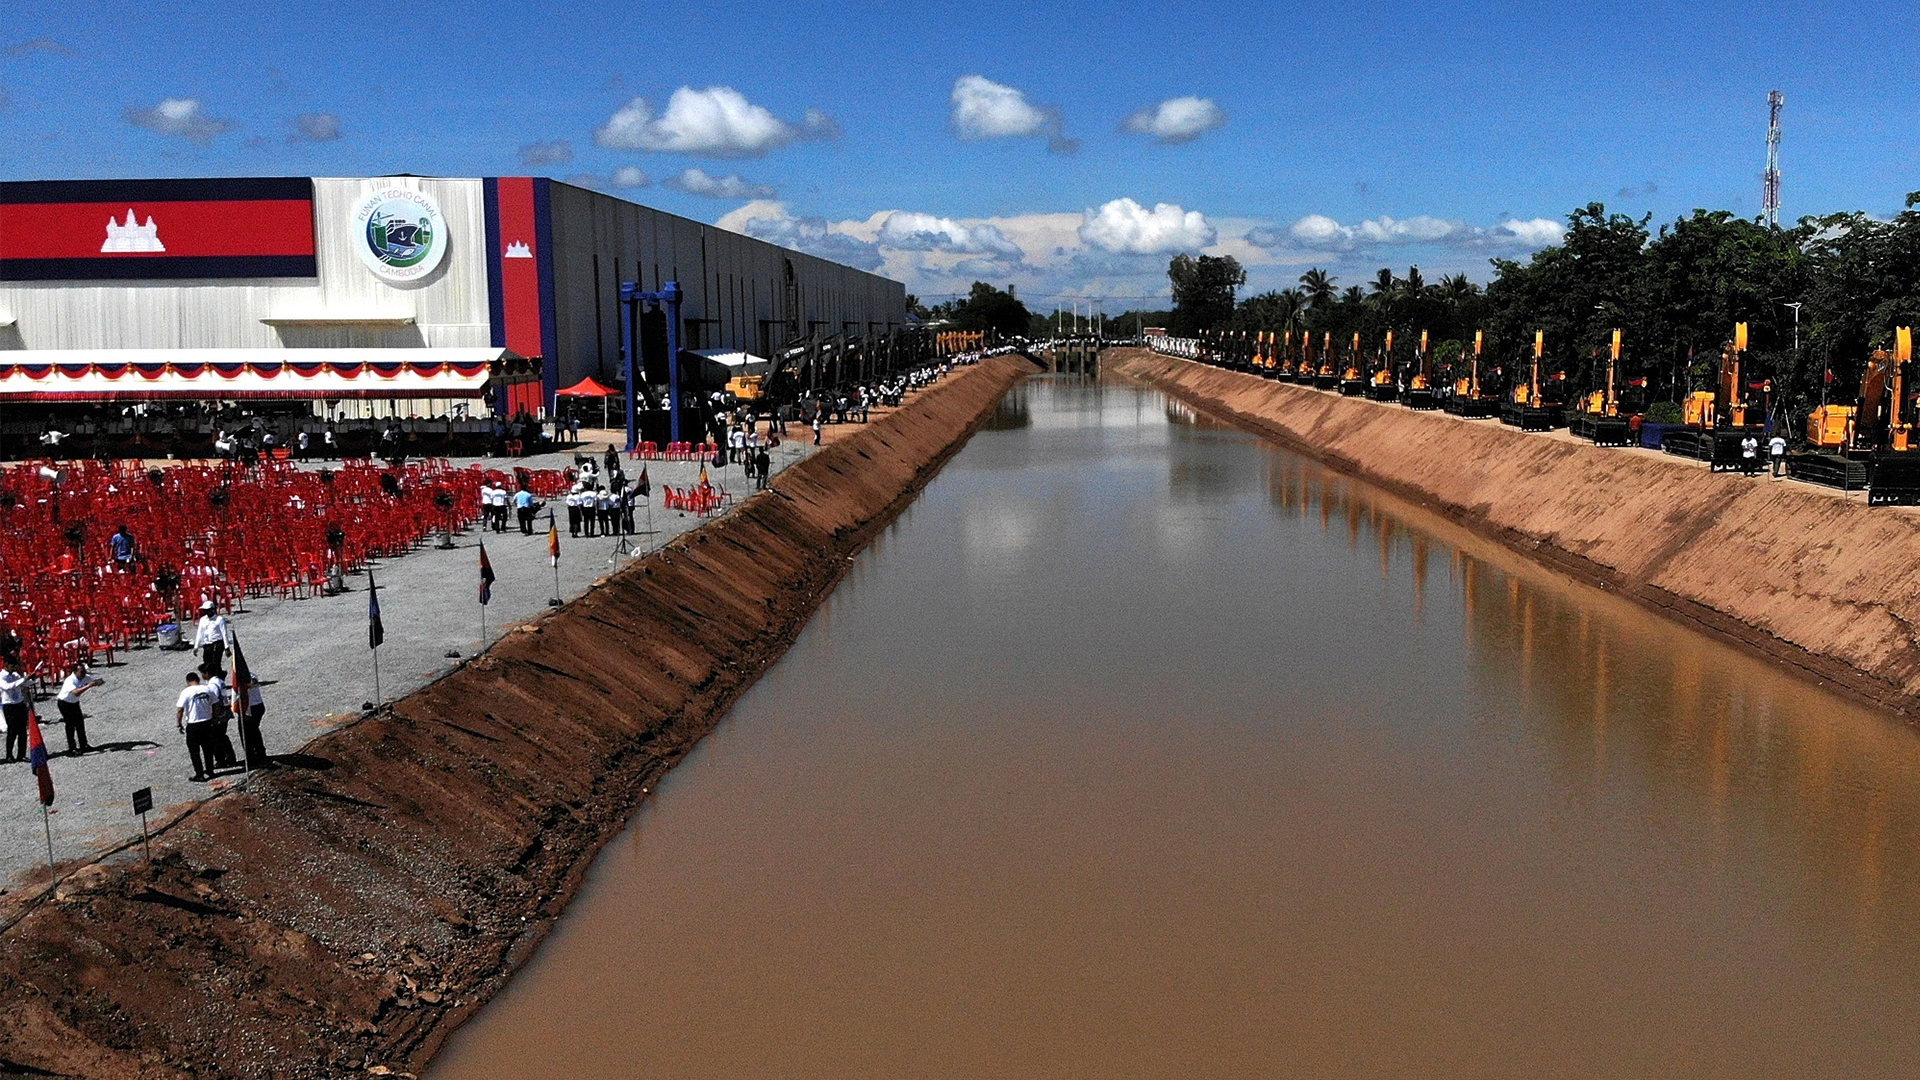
557,375,620,432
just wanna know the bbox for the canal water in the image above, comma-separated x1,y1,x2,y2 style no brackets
432,376,1920,1079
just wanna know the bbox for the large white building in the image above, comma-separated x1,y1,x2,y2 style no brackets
0,175,906,417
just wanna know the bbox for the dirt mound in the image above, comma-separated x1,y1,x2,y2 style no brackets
1113,348,1920,714
0,355,1036,1080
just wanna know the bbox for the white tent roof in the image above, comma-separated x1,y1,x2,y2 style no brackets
0,348,527,401
690,349,771,375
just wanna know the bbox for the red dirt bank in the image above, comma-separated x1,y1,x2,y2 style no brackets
1112,348,1920,715
0,355,1036,1079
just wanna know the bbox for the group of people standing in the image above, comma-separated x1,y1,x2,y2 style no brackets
2,648,104,759
565,445,641,536
478,479,545,535
176,601,270,780
0,598,270,780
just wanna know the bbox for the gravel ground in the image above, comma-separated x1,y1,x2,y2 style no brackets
0,431,821,890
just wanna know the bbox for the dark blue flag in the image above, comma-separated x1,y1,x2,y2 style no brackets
478,542,495,606
368,569,385,649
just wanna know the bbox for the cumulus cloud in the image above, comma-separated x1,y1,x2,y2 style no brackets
289,112,342,143
1123,96,1225,143
666,167,776,199
1079,197,1216,255
564,166,652,192
594,86,834,157
123,98,234,146
5,37,72,58
877,211,1024,260
1249,212,1565,252
518,139,574,166
950,75,1075,153
716,201,884,270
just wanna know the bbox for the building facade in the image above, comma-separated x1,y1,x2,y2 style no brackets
0,176,906,414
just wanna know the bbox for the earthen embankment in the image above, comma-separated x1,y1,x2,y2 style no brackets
1112,348,1920,713
0,354,1036,1080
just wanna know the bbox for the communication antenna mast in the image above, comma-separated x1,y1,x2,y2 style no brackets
1763,90,1784,227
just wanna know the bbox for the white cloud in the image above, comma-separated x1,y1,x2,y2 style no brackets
666,167,776,199
123,98,234,146
950,75,1075,153
877,211,1023,260
715,201,884,270
594,86,833,157
4,37,72,58
1123,96,1225,143
1253,213,1565,252
1079,197,1216,255
612,165,650,188
518,139,573,166
290,112,342,142
1488,217,1566,247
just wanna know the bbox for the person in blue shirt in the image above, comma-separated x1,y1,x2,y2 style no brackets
109,524,137,570
514,486,538,535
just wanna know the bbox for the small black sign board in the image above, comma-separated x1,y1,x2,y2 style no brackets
132,787,154,863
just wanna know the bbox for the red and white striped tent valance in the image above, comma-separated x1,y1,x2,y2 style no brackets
0,348,536,401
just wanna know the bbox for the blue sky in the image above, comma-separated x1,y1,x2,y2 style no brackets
3,0,1918,308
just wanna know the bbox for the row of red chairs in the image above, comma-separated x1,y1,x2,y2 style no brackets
0,456,570,687
659,484,731,515
627,441,720,461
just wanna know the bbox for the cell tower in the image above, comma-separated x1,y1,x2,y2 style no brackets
1763,90,1784,227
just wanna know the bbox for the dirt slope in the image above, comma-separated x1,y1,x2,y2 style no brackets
1113,348,1920,712
0,355,1035,1080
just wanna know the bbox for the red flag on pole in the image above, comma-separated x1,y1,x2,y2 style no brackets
478,542,495,606
26,709,53,806
547,519,560,568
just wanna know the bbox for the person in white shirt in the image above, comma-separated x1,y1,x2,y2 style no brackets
1770,433,1788,478
175,671,219,781
193,601,233,674
202,667,238,770
55,661,102,755
237,669,270,771
0,658,28,762
488,483,511,532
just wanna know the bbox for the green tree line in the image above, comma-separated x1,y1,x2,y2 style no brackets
1169,193,1920,422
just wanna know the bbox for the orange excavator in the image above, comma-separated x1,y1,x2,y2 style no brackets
1569,329,1635,445
1501,330,1564,430
1367,331,1398,401
1337,331,1365,395
1863,327,1920,503
1401,329,1437,409
1662,322,1772,470
1445,330,1498,418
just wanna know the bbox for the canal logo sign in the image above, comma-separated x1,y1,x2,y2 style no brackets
353,184,446,282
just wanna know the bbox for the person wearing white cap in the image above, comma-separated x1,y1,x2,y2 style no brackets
193,600,233,674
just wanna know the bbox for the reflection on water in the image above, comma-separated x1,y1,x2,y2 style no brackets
1246,430,1920,956
433,376,1920,1080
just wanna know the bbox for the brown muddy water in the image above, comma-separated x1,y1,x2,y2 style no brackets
431,377,1920,1079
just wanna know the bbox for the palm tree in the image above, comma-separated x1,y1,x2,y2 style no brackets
1370,267,1397,299
1438,273,1476,305
1277,288,1307,333
1299,268,1337,311
1401,265,1426,298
